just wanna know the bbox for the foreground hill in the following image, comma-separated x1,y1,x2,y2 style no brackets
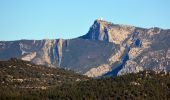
0,58,88,91
0,60,170,100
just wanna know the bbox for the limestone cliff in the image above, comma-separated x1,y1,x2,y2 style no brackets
81,19,170,77
0,19,170,77
81,19,135,44
56,39,63,67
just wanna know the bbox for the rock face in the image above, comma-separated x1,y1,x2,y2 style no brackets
0,19,170,77
117,60,144,75
84,64,112,77
81,19,170,76
60,38,118,74
81,19,135,44
56,39,63,67
0,40,59,67
0,38,118,75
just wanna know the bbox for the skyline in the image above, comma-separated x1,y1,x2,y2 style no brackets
0,0,170,41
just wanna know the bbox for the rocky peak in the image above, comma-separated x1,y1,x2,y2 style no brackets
93,18,112,26
80,19,113,42
81,19,135,44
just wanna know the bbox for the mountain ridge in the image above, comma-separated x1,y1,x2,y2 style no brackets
0,19,170,77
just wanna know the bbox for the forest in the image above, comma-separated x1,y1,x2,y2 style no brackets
0,59,170,100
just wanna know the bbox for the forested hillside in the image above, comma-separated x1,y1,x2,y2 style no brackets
0,59,170,100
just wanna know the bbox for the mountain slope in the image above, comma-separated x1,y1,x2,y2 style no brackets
81,19,170,77
0,38,119,76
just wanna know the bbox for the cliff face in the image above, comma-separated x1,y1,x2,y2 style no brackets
0,40,60,67
81,19,135,44
0,38,118,75
82,19,170,77
60,38,118,74
0,19,170,77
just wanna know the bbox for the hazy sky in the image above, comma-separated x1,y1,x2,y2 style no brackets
0,0,170,41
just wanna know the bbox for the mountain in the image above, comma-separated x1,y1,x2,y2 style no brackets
81,19,170,76
0,19,170,77
0,38,118,76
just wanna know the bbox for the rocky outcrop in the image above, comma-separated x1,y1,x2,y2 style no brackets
108,46,125,64
118,60,144,75
0,39,59,67
21,52,36,61
56,39,63,66
84,64,111,77
81,19,135,44
166,49,170,59
128,48,143,60
31,39,57,67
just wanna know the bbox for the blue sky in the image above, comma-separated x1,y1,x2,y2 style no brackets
0,0,170,41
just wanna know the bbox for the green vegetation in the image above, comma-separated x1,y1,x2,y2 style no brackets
0,58,88,100
0,59,170,100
